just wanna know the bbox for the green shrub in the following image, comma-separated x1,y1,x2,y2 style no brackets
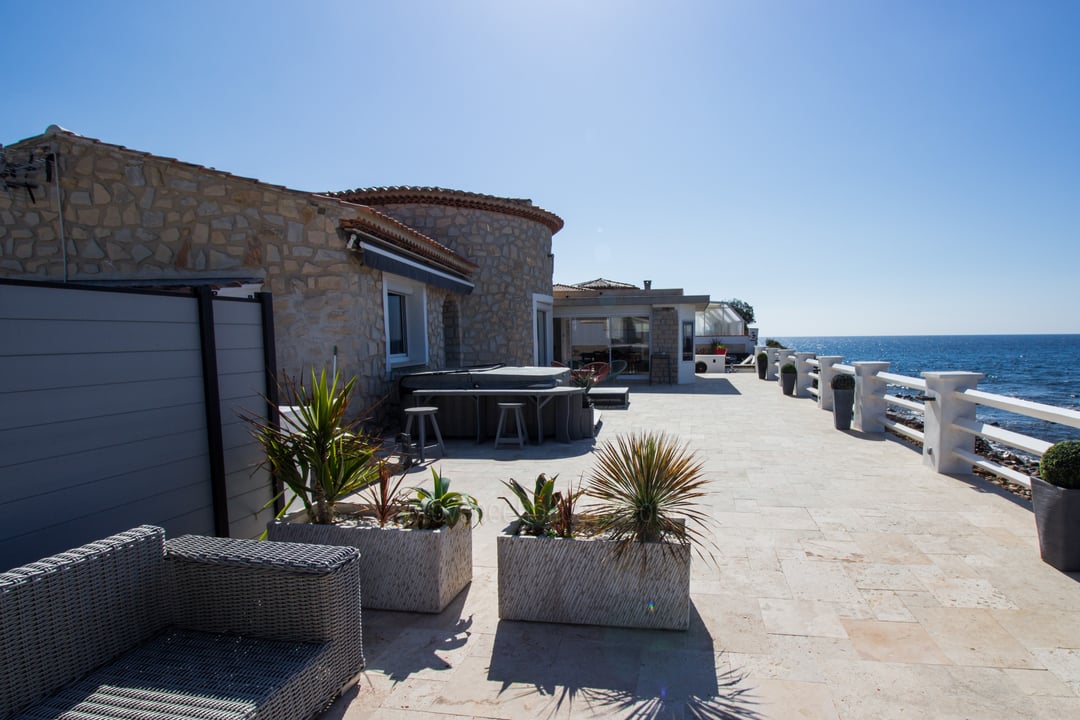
1039,440,1080,490
830,373,855,390
756,351,767,361
780,362,797,375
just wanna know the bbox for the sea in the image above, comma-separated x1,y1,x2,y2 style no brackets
773,334,1080,446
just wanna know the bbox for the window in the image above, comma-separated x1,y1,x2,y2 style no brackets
383,275,427,368
387,292,407,356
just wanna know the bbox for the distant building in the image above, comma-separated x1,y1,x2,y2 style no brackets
552,278,710,384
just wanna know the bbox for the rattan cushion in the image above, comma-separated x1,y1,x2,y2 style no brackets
13,629,330,720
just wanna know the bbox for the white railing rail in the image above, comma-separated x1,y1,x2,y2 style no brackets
757,345,1079,490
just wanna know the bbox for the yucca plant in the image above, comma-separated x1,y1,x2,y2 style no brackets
401,468,484,530
584,431,711,553
500,473,558,536
244,368,379,525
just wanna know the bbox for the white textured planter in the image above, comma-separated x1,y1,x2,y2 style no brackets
267,513,472,613
497,526,691,630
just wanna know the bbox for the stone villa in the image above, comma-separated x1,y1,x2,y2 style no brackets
0,126,566,415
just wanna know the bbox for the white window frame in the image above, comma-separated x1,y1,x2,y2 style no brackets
532,293,554,367
383,274,428,369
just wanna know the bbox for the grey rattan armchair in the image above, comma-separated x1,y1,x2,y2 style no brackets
1,525,364,720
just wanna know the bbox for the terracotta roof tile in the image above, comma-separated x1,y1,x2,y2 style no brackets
339,207,477,277
328,186,564,234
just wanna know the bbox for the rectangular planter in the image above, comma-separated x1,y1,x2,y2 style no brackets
267,515,472,613
497,527,691,630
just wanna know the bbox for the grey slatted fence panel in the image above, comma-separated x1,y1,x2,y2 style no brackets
212,298,275,540
0,282,275,571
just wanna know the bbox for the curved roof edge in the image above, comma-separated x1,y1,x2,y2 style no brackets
327,186,564,234
340,207,477,277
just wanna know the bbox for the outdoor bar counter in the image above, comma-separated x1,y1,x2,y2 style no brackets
399,366,594,444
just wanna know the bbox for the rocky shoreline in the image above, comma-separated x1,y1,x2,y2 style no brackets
885,410,1036,501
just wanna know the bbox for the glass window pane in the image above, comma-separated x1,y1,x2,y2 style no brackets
388,292,407,355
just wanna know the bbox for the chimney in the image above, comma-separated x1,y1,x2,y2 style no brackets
644,280,652,290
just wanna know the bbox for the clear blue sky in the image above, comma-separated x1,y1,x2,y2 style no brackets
4,1,1078,337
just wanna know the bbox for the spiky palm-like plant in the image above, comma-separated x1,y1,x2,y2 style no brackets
244,368,379,525
584,431,711,553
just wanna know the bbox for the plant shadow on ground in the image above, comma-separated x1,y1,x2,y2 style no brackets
486,602,763,719
356,582,477,684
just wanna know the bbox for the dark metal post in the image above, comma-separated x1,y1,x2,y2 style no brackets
196,286,230,536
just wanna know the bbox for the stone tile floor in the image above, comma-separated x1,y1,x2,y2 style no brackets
321,372,1080,719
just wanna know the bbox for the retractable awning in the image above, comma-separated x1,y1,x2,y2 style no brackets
355,239,474,294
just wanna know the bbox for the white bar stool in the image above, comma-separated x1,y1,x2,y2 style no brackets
403,406,445,462
494,402,526,449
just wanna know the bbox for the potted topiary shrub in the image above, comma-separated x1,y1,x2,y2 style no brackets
756,351,768,379
248,368,482,613
780,362,797,396
830,373,856,430
497,431,711,630
1031,440,1080,572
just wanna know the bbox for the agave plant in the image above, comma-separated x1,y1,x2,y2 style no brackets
402,468,483,530
244,368,379,525
584,431,711,553
500,473,558,536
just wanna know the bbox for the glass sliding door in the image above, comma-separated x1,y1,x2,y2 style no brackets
610,316,650,375
554,315,651,375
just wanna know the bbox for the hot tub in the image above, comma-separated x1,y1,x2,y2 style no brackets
399,365,592,443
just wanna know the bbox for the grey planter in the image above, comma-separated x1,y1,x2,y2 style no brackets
781,373,796,396
267,510,473,613
497,525,691,630
1030,477,1080,572
757,359,767,379
833,388,854,430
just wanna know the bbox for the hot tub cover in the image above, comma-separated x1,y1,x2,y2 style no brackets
399,365,570,392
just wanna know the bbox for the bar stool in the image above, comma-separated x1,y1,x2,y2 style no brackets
403,406,445,462
494,402,526,449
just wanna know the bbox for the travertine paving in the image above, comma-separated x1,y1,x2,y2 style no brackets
322,372,1080,719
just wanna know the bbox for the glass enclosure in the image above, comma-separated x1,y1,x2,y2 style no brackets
554,316,651,375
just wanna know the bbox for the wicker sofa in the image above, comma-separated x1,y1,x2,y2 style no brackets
1,525,364,720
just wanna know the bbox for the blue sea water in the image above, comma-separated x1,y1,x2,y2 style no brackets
773,334,1080,446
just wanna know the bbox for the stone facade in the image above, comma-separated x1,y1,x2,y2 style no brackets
339,200,556,368
1,128,557,418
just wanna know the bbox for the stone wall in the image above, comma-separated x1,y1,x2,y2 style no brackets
651,306,679,384
0,130,397,410
357,202,554,367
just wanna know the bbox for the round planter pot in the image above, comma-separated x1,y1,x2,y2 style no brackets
781,373,796,396
833,388,854,430
757,361,767,380
1030,476,1080,572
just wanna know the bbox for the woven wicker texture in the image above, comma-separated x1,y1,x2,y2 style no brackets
497,534,691,630
266,520,471,613
14,629,328,720
2,528,364,720
0,526,168,719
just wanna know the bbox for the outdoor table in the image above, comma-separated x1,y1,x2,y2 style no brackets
410,386,585,444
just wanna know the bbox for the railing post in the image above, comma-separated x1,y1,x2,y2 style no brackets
766,347,781,381
853,361,890,433
816,356,843,411
922,371,984,475
794,352,816,398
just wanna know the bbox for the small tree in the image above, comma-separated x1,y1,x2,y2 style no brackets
724,299,755,325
